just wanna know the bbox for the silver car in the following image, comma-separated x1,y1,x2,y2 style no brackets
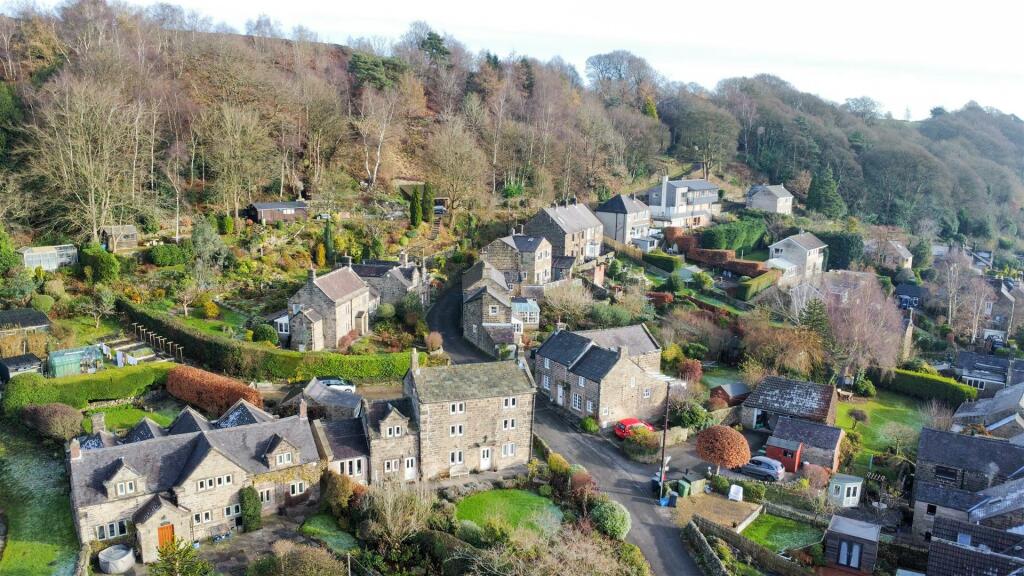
737,456,785,482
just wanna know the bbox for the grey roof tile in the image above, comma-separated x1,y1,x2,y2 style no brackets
569,346,621,381
596,194,648,215
771,416,843,450
918,428,1024,478
539,204,602,234
313,267,369,303
409,361,534,404
741,376,835,422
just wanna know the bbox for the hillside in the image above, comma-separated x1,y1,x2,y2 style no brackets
0,2,1021,252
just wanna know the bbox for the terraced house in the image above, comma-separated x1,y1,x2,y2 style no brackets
479,231,553,287
524,201,603,262
533,325,668,427
67,400,320,563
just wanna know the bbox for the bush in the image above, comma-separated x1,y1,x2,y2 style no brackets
149,244,188,266
252,324,279,345
737,270,781,301
700,217,766,251
706,397,728,411
581,416,599,434
377,303,396,319
2,364,173,416
854,378,876,397
218,214,234,235
877,368,977,404
427,500,457,533
589,303,633,328
321,469,356,519
43,279,66,299
30,293,55,314
166,364,263,415
426,331,443,352
591,500,631,540
642,250,681,273
709,475,730,495
21,402,81,440
623,427,660,460
618,542,651,576
456,519,484,547
538,484,553,498
673,401,712,430
735,479,766,503
547,452,571,477
80,243,120,283
202,299,220,319
240,486,262,532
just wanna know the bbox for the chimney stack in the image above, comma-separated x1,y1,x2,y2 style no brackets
509,225,516,236
618,345,628,359
399,251,409,266
69,438,81,460
299,397,308,420
411,347,419,375
343,254,353,268
308,267,316,282
555,321,566,333
91,413,106,433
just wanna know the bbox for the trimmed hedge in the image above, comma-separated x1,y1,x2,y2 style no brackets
736,269,781,301
700,218,766,251
119,299,421,381
2,363,173,416
876,368,977,404
166,365,263,414
149,244,189,266
642,250,681,273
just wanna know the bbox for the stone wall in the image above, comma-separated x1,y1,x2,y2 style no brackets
911,499,967,544
682,521,730,576
692,515,815,576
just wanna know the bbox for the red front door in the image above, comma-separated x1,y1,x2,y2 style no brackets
157,524,175,548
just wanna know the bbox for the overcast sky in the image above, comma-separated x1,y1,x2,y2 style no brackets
86,1,1024,119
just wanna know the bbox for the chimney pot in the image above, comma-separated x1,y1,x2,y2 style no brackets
299,397,308,419
399,251,409,266
343,254,353,268
91,413,106,433
69,438,81,460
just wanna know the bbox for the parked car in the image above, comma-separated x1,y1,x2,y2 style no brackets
736,456,785,482
614,418,655,439
433,205,447,215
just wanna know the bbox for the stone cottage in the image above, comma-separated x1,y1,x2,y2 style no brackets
534,325,669,427
403,355,535,479
68,401,320,563
740,376,838,431
361,397,421,483
286,266,377,351
351,253,429,307
479,232,553,287
524,201,603,262
745,184,794,215
461,261,521,356
765,416,844,472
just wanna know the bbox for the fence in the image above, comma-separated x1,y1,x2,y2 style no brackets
764,501,831,528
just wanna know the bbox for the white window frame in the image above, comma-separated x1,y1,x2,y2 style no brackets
578,375,585,388
290,481,306,496
572,393,582,411
502,442,517,457
450,450,464,465
203,510,212,524
489,305,499,315
643,388,652,399
450,424,464,437
503,397,517,409
544,358,550,369
405,457,416,471
586,400,594,414
542,374,550,390
259,488,273,504
449,402,465,414
276,452,293,466
503,418,516,430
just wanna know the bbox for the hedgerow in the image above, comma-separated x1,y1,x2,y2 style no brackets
166,364,263,414
736,269,781,301
2,363,173,416
642,250,681,273
875,368,977,404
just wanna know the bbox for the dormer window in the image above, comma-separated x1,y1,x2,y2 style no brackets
276,452,293,466
386,426,402,438
115,481,135,496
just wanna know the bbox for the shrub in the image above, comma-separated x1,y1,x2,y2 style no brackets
218,214,234,234
642,250,681,273
149,244,188,267
80,244,120,283
202,299,220,319
377,303,396,319
240,486,262,532
700,217,766,251
166,364,263,415
737,269,781,301
252,324,279,345
427,500,457,533
877,368,977,404
43,279,66,299
709,474,730,495
672,401,711,430
706,397,728,411
735,479,766,503
854,378,876,397
426,331,443,352
21,402,81,440
591,500,631,540
547,452,571,477
456,519,484,547
801,463,831,489
618,542,651,576
695,425,751,474
321,469,356,519
538,484,553,497
623,427,660,460
30,293,55,314
2,364,173,416
581,416,599,434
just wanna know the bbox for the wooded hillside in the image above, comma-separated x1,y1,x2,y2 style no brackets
0,0,1021,248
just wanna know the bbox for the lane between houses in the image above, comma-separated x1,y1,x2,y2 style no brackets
425,285,491,364
533,400,701,576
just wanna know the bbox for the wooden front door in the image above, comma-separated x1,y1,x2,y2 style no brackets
157,523,174,548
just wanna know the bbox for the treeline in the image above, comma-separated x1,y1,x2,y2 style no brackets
0,1,1021,248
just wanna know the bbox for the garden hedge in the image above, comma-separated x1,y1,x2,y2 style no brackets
642,250,681,273
166,365,263,414
875,368,977,404
119,299,422,381
700,218,766,251
736,269,781,301
2,362,173,416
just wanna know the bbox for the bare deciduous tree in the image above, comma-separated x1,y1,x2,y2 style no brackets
956,275,995,344
361,482,435,553
424,115,488,213
936,249,973,325
921,399,954,432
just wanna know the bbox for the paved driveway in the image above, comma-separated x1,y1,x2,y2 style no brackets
533,400,701,576
425,285,491,364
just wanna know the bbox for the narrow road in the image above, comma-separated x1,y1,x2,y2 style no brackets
425,285,491,364
533,399,701,576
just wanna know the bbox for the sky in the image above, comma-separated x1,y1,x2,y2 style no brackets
62,0,1024,119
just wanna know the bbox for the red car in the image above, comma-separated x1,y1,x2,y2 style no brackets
614,418,655,439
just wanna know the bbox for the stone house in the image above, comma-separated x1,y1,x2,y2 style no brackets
280,376,362,420
534,325,668,427
312,418,370,483
403,355,535,479
926,517,1024,576
740,376,838,431
351,253,429,307
361,397,421,483
768,232,826,288
824,516,879,574
524,201,603,262
953,383,1024,442
67,400,320,563
461,261,522,356
287,267,376,351
745,184,793,215
764,416,844,472
954,351,1024,398
644,176,720,229
866,239,913,270
594,194,655,251
479,232,553,287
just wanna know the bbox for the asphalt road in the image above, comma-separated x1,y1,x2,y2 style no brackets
533,399,701,576
425,284,491,364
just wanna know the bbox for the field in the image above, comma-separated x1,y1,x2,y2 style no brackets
299,513,357,554
455,489,562,536
0,427,78,576
835,390,925,470
742,513,823,553
82,404,179,433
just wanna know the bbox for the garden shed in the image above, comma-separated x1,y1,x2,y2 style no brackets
48,345,103,378
825,515,880,574
0,353,42,383
828,474,865,508
675,469,707,497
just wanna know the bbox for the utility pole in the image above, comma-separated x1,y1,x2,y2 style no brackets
658,380,670,499
347,552,351,576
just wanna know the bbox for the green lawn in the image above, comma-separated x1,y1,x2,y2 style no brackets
82,405,178,433
742,513,823,553
299,513,357,553
0,427,78,576
54,316,121,345
835,390,925,471
455,489,562,536
701,367,744,390
175,307,248,337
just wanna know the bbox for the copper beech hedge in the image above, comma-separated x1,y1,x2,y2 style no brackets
167,365,263,415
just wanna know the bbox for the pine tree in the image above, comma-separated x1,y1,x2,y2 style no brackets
642,95,659,120
421,183,434,221
799,298,834,349
149,538,213,576
323,218,335,266
807,166,847,219
409,188,422,227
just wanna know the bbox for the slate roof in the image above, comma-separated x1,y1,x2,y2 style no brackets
772,232,827,251
954,384,1024,427
742,376,836,422
313,267,369,303
895,282,929,299
596,194,648,215
364,397,417,437
570,347,622,382
465,284,512,308
0,308,51,329
914,480,986,511
0,353,42,371
771,417,843,451
536,330,593,367
886,240,913,260
251,201,307,210
956,351,1024,386
712,382,750,398
577,325,661,356
80,430,118,451
926,537,1024,576
969,476,1024,522
316,418,369,460
932,517,1024,558
539,204,602,234
827,515,880,542
282,377,362,413
670,179,719,192
552,256,576,270
124,418,167,444
133,494,180,524
410,360,534,404
167,407,212,435
500,234,547,253
70,413,317,508
214,400,275,429
483,324,517,345
462,261,509,292
351,262,396,278
747,184,793,200
918,428,1024,478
